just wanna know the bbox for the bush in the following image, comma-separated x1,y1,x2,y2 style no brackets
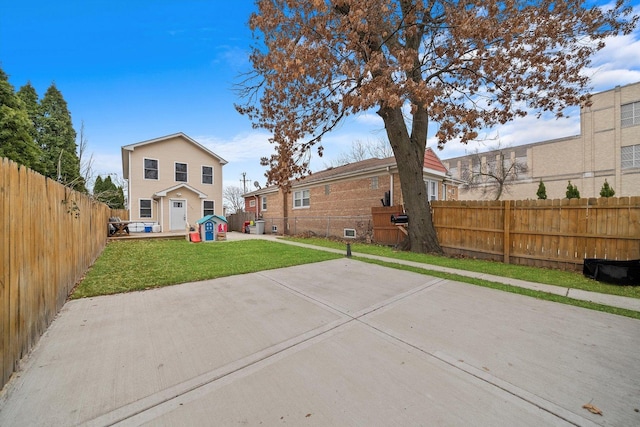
566,181,580,199
600,179,615,197
536,180,547,199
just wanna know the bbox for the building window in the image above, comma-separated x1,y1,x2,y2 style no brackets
202,166,213,184
325,184,330,195
261,196,267,210
203,200,214,216
140,199,152,218
622,144,640,169
621,101,640,127
144,158,158,180
293,189,310,208
249,199,256,208
175,162,188,182
344,228,356,238
371,176,379,190
425,180,438,201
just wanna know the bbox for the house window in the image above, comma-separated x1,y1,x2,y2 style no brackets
344,228,356,238
203,200,215,216
261,196,267,210
621,101,640,127
425,180,438,201
293,189,310,208
140,199,152,218
622,144,640,169
202,166,213,184
249,199,256,207
175,162,188,182
325,184,330,195
371,176,379,190
144,158,158,180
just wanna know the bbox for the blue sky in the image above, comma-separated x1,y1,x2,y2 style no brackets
2,1,640,192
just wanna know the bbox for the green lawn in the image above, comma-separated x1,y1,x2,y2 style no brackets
72,239,341,299
73,236,639,319
285,237,640,300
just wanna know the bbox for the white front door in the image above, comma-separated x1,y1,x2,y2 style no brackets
170,200,186,231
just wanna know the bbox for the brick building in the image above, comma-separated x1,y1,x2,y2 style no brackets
243,149,458,237
443,81,640,200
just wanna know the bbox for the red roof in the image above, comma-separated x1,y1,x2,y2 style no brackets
423,148,447,174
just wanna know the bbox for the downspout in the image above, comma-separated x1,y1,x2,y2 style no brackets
387,166,394,206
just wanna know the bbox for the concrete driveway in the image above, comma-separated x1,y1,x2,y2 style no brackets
1,258,639,426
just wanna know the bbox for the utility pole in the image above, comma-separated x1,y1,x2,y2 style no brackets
240,172,249,194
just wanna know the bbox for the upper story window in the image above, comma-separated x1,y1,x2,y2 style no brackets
249,199,256,208
621,101,640,127
202,166,213,184
261,196,267,210
622,144,640,169
144,158,158,180
175,162,187,182
293,189,310,208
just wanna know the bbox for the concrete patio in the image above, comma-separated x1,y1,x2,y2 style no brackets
1,254,638,426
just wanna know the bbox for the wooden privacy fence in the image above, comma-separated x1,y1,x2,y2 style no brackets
431,198,640,270
373,198,640,270
1,158,111,389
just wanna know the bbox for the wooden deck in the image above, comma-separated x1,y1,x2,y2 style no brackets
108,231,187,241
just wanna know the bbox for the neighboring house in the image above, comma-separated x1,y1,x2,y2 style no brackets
121,133,227,232
243,148,458,235
443,81,640,200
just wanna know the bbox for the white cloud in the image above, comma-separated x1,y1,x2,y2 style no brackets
197,131,273,163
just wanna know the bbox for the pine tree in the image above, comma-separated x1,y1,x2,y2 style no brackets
566,181,580,199
599,179,615,197
93,175,125,209
17,82,40,142
0,67,43,171
536,180,547,200
38,83,85,192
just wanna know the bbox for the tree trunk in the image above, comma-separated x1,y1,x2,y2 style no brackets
281,188,289,235
378,105,443,254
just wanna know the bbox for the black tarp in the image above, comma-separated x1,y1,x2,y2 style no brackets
583,259,640,286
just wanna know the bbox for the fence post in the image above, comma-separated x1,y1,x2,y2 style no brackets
503,200,511,264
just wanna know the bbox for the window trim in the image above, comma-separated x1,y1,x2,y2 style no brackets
425,179,439,201
343,228,356,238
261,196,267,211
203,200,215,216
139,198,152,218
202,165,214,185
293,189,310,209
175,162,188,183
143,158,159,180
621,144,640,169
621,101,640,128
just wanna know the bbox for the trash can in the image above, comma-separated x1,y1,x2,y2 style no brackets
255,220,265,235
144,225,152,233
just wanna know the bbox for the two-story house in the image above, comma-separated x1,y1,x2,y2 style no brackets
121,133,227,232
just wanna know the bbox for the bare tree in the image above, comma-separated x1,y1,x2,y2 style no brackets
325,138,393,167
77,120,94,189
236,0,636,253
224,185,246,214
461,144,528,200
